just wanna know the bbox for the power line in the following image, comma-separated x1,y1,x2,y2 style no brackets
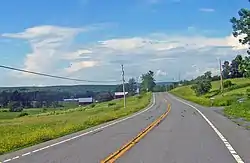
0,65,121,83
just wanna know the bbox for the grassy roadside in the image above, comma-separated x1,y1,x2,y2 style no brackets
170,78,250,107
0,93,151,155
169,78,250,125
224,100,250,121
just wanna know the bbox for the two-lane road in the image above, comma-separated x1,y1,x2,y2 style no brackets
0,93,167,163
1,93,250,163
118,93,239,163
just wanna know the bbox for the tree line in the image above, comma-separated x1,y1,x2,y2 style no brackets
116,70,167,95
0,70,166,112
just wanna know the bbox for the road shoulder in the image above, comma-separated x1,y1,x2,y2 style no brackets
167,93,250,163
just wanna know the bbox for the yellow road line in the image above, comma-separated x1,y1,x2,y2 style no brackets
100,103,171,163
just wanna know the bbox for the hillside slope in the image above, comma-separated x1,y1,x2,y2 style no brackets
170,78,250,106
170,78,250,126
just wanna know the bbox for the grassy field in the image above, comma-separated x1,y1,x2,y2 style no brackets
0,108,56,120
0,103,79,120
170,78,250,123
0,93,151,155
170,78,250,106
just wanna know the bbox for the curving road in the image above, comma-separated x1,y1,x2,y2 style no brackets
1,93,250,163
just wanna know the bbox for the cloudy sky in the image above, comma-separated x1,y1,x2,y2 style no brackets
0,0,249,86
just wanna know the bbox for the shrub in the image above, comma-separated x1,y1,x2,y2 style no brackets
137,95,143,99
8,101,23,112
191,79,212,96
108,102,116,107
90,104,96,108
246,89,250,98
223,80,233,88
18,112,29,117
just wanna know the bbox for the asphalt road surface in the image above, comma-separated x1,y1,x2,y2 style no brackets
1,93,250,163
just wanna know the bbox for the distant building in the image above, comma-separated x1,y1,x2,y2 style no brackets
63,97,93,106
63,98,79,102
114,92,128,99
78,97,93,105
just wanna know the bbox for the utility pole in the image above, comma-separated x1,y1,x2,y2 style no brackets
121,64,126,109
178,71,181,85
219,59,224,92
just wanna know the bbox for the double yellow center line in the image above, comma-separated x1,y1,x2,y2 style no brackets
101,103,171,163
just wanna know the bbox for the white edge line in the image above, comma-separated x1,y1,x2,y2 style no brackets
1,94,156,163
171,94,245,163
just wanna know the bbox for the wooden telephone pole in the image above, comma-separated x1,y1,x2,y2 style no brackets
121,64,126,109
219,59,224,92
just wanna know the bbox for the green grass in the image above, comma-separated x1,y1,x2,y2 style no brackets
0,108,70,120
170,85,211,106
0,93,151,155
224,100,250,121
170,78,250,107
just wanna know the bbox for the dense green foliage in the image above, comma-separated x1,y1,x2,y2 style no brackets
141,71,156,92
191,72,212,96
223,80,234,88
230,2,250,54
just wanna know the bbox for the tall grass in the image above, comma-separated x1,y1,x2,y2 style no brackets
224,100,250,121
0,93,151,154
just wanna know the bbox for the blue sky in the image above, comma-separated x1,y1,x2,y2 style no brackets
0,0,249,86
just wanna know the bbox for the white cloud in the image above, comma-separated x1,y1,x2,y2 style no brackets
65,61,99,73
2,25,98,76
1,25,248,86
99,37,148,51
63,49,93,60
156,69,167,76
199,8,215,12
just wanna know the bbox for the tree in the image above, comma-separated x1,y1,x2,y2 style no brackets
8,101,23,112
0,91,9,107
230,3,250,54
191,79,212,96
239,56,250,77
222,61,230,79
141,71,156,92
230,55,243,78
204,71,212,80
191,72,212,96
211,75,221,81
127,78,137,95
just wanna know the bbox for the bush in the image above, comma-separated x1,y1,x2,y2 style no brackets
42,108,47,112
8,101,23,112
246,89,250,98
137,95,143,99
223,80,233,88
191,79,212,96
18,112,29,117
108,102,116,107
90,104,96,108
